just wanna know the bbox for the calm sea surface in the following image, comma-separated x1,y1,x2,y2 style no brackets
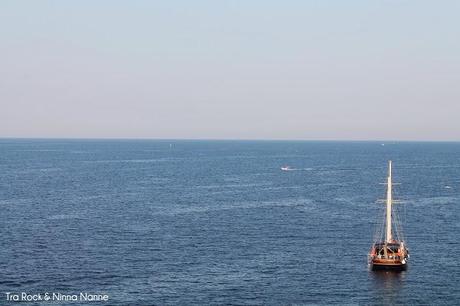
1,139,460,305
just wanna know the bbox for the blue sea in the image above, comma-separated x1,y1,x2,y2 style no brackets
1,139,460,305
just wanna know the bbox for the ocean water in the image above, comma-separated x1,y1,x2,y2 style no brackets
1,139,460,305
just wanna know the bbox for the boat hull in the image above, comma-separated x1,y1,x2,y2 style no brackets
370,260,407,271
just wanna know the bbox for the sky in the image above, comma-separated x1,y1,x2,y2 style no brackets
1,0,459,141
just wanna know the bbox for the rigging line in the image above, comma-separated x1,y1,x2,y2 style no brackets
380,205,385,241
380,199,386,241
373,203,385,243
393,213,401,241
403,198,407,237
399,211,406,242
397,204,405,241
393,208,400,239
372,206,381,242
393,206,405,242
391,184,405,242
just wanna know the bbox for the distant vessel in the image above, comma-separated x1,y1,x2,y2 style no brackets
369,161,409,270
281,166,292,171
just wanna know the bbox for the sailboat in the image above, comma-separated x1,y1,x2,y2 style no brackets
369,161,409,270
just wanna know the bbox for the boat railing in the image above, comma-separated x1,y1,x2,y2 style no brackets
372,254,405,261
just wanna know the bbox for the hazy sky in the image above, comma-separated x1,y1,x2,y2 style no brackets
1,1,459,140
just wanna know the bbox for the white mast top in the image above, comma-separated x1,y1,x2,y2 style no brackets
386,160,393,243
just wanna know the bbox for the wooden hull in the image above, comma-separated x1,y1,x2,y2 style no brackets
371,259,407,271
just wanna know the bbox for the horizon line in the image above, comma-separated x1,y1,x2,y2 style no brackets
1,136,460,143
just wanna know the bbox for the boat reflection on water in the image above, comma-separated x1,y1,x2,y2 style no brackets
369,270,407,305
371,269,407,287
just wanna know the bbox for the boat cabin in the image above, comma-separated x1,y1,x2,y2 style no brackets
371,242,406,260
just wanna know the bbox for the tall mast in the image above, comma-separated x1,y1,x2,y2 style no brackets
386,160,392,243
